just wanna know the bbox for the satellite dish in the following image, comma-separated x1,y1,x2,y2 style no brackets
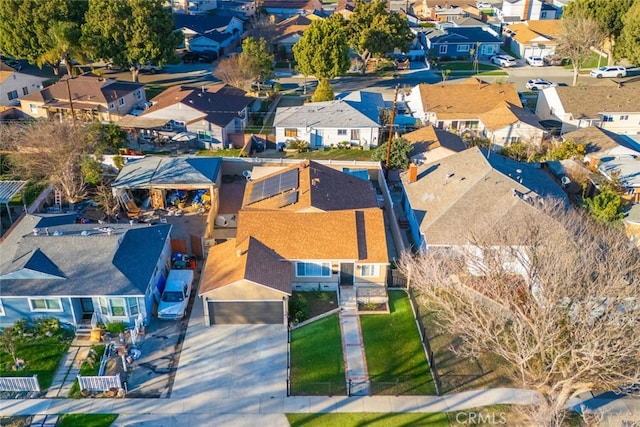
215,215,228,227
242,170,252,181
561,176,571,186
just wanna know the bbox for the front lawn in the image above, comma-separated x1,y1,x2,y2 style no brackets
287,413,449,427
286,148,376,161
0,318,74,391
360,290,436,395
436,62,502,72
68,344,106,398
58,414,118,427
290,314,346,396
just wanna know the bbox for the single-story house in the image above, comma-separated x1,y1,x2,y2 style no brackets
133,84,253,148
496,0,552,22
0,213,172,330
262,0,323,18
0,62,47,107
272,14,318,55
479,101,547,148
170,0,217,15
535,80,640,135
412,0,482,22
504,20,563,59
19,73,146,122
174,14,243,55
402,125,467,163
199,160,388,325
422,26,502,59
274,96,381,149
399,146,568,251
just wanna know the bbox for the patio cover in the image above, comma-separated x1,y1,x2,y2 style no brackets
0,180,27,233
112,156,222,190
117,115,169,129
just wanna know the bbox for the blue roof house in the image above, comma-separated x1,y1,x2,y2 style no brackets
0,213,172,330
423,27,503,60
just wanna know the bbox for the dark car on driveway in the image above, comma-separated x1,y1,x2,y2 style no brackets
182,51,216,64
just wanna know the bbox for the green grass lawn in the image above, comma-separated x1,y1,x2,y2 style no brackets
68,345,106,398
145,84,168,100
0,322,74,391
360,290,436,395
436,62,501,72
287,413,449,427
58,414,118,427
290,314,346,396
196,148,245,157
286,148,376,161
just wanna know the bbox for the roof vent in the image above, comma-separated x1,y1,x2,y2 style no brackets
81,230,90,236
33,228,40,236
54,230,63,236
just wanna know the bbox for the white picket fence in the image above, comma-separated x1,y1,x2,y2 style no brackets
77,373,122,392
0,375,40,392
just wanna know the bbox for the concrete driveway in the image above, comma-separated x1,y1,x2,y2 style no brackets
171,298,288,405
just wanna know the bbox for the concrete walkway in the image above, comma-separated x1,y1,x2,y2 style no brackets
44,346,91,398
338,287,370,396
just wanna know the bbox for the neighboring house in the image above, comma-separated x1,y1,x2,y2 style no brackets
19,74,146,122
422,27,502,59
402,125,467,163
132,84,253,148
413,0,482,21
446,17,490,29
174,14,243,55
335,90,386,124
535,81,640,135
0,213,172,330
272,14,318,56
199,159,388,325
496,0,545,22
479,101,546,147
169,0,218,15
0,62,47,107
216,0,259,17
262,0,323,18
504,20,563,58
399,146,567,251
274,96,381,149
407,78,524,137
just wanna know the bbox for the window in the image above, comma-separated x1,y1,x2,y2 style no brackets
135,90,142,100
337,129,347,136
285,128,298,137
7,90,18,100
98,297,108,315
360,264,379,277
118,98,125,106
350,129,360,140
620,115,629,120
509,137,522,144
29,298,62,312
109,103,115,110
128,297,139,316
109,298,126,317
439,45,447,54
197,130,212,141
22,86,28,96
296,262,331,277
29,104,38,114
602,115,613,122
457,44,470,52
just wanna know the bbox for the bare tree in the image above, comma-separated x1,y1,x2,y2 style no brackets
400,201,640,426
6,121,100,204
93,179,120,222
248,13,277,53
213,55,252,90
555,12,606,86
0,327,19,367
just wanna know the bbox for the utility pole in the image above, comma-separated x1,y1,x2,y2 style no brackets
385,84,400,177
64,76,76,127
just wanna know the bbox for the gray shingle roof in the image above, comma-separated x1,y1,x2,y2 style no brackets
274,100,380,129
112,156,222,189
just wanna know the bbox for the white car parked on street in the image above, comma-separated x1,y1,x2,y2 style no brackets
526,56,544,67
590,66,627,78
526,79,555,91
490,55,517,67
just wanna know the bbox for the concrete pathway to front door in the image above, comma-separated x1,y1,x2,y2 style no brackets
339,287,369,396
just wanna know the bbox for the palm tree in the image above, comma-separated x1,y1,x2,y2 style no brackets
37,21,88,76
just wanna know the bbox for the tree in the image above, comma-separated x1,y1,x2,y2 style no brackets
5,121,101,204
247,13,277,53
618,1,640,65
82,0,181,82
293,15,350,82
370,137,412,169
564,0,634,64
239,37,274,90
93,179,121,222
0,327,19,367
37,21,87,77
311,78,335,102
214,55,253,90
585,188,623,223
346,0,413,73
555,12,606,86
0,0,88,75
399,202,640,426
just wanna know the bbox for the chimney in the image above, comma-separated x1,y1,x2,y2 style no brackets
408,163,418,183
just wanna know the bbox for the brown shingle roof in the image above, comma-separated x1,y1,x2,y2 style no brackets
561,126,634,154
273,14,314,42
403,126,467,156
555,83,640,119
478,101,543,131
417,78,522,118
242,160,378,211
263,0,322,11
236,208,388,263
505,20,562,45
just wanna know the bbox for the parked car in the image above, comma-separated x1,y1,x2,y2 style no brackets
181,51,216,64
490,55,517,67
158,270,194,320
251,80,276,90
138,63,163,74
526,79,555,90
525,56,544,67
543,55,564,66
590,66,627,78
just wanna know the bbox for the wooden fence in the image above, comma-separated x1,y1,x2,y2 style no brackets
0,375,40,392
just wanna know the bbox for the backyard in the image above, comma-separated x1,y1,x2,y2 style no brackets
289,314,346,396
360,290,437,395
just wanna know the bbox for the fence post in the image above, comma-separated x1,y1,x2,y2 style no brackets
33,375,40,392
347,379,351,397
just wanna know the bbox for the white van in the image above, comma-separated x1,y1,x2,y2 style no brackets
158,270,194,320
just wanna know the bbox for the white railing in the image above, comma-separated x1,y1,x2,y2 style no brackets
90,312,98,330
77,374,122,392
0,375,40,392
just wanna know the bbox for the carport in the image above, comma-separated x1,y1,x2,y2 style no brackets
199,236,291,325
0,180,26,236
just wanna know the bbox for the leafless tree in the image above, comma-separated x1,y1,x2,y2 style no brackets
213,55,253,91
555,12,606,86
400,201,640,426
247,13,277,53
93,179,120,222
5,121,100,204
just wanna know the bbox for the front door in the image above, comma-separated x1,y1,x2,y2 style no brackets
340,263,354,286
80,298,94,320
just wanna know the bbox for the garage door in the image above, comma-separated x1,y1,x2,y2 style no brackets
208,301,283,325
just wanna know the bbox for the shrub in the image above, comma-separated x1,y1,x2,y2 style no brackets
105,322,126,334
289,294,310,324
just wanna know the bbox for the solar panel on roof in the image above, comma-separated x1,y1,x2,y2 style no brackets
274,191,298,208
246,169,299,205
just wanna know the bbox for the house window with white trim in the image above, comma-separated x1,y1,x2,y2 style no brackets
135,90,142,100
7,90,18,100
128,298,139,316
29,104,38,114
360,264,380,277
29,298,62,312
457,44,470,52
98,297,109,315
350,129,360,140
296,262,331,277
109,298,126,317
197,130,212,141
602,115,613,122
22,87,29,96
337,129,347,136
439,45,447,54
620,115,629,120
285,128,297,137
109,103,115,110
118,98,125,106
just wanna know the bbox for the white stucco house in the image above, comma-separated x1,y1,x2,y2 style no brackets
0,63,47,106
